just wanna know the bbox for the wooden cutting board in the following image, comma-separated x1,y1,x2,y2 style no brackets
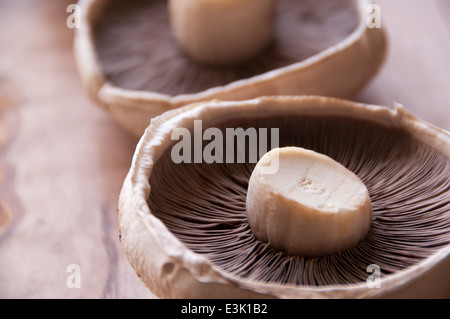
0,0,449,298
0,0,154,298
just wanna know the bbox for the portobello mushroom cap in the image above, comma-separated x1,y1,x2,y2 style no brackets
74,0,386,138
118,96,450,299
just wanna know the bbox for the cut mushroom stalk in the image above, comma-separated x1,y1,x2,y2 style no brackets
246,147,373,257
168,0,277,66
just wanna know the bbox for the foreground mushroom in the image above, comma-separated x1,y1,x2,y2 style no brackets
74,0,386,137
118,96,450,298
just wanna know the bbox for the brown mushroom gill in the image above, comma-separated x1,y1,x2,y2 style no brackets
94,0,358,95
147,114,450,287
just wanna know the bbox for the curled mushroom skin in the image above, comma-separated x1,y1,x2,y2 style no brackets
118,96,450,299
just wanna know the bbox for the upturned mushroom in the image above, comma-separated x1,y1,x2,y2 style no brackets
74,0,386,137
118,96,450,298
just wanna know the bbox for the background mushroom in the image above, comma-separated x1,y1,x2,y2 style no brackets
75,0,386,137
118,96,450,298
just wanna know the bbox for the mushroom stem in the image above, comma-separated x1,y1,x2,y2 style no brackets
246,147,373,257
168,0,277,66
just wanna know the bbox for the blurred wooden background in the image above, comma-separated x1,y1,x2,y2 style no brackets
0,0,449,298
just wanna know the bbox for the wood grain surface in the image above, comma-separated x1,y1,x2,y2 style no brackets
0,0,449,298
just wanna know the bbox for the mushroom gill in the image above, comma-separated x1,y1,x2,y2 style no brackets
147,111,450,287
94,0,359,95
